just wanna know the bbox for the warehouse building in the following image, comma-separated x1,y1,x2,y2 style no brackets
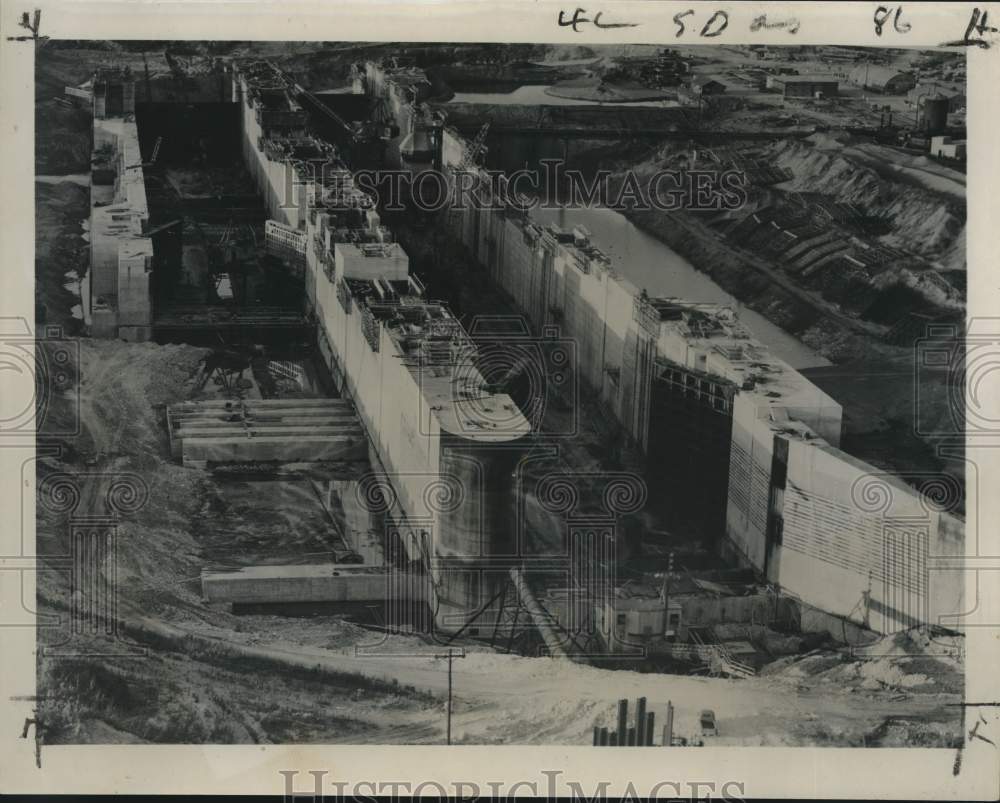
849,65,916,94
774,75,840,98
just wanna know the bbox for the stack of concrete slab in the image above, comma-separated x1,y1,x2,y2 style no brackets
167,398,367,468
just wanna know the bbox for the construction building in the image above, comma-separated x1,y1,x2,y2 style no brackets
690,77,727,95
774,75,840,98
930,135,966,160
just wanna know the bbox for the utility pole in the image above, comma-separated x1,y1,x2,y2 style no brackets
432,648,466,745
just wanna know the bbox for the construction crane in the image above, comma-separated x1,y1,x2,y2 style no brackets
144,218,181,237
165,50,186,83
217,218,235,248
125,136,163,170
462,122,490,169
142,51,153,102
193,349,251,396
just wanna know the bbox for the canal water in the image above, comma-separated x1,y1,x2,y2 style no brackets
532,205,831,369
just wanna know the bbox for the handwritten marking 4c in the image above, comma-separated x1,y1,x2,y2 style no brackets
557,8,639,33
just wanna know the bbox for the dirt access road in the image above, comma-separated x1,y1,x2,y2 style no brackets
135,612,959,746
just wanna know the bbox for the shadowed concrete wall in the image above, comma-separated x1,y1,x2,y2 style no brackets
443,165,653,450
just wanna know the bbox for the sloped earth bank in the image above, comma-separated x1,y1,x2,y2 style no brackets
604,133,965,364
767,135,966,272
598,141,964,486
36,338,962,746
36,340,442,744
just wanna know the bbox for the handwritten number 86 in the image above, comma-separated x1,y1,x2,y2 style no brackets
874,6,912,36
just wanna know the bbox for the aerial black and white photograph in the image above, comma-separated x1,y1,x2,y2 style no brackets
25,31,975,757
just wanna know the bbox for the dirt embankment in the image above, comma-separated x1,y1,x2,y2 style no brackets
36,102,93,175
35,181,89,333
35,47,103,175
36,341,439,744
756,628,964,747
767,137,966,271
617,201,895,365
606,134,966,365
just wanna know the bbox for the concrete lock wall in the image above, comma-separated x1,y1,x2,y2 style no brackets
89,121,122,302
723,381,965,635
90,116,153,338
239,77,307,230
235,66,964,637
90,206,123,300
725,394,777,571
306,207,532,626
931,510,965,631
239,71,445,568
432,437,529,622
117,250,153,339
443,99,965,636
775,438,963,635
443,165,653,449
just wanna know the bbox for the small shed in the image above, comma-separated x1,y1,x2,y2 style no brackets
693,77,727,95
930,136,966,160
